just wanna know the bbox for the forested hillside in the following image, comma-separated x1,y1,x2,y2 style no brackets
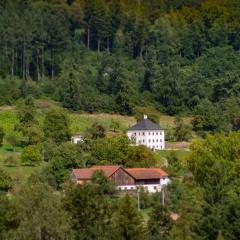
1,0,240,132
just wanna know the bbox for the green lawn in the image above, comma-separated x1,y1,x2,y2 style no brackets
0,144,44,187
155,149,191,167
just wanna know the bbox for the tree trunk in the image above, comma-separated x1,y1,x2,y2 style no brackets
11,49,14,76
36,49,40,81
41,46,44,78
97,38,101,53
51,49,54,80
87,26,90,49
26,57,30,80
15,50,17,76
140,46,143,58
22,41,25,80
107,37,110,52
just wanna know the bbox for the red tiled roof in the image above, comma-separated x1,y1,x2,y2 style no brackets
72,166,120,180
126,168,169,180
72,166,169,181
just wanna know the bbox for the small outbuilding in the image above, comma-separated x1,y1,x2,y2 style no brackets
71,134,84,144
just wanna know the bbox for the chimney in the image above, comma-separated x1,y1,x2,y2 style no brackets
144,114,148,119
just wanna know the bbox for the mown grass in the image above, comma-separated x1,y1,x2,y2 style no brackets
155,149,191,167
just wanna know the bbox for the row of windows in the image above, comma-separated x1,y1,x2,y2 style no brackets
150,146,163,149
138,139,162,144
135,131,163,136
120,186,159,191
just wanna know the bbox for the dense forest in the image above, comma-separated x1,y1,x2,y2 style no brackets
1,0,240,132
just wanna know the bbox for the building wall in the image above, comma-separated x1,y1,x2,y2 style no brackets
127,130,165,150
117,177,171,193
117,184,163,193
110,168,135,186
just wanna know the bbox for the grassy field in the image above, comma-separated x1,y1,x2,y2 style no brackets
0,105,191,135
155,149,191,167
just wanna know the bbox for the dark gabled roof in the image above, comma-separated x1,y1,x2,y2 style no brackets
127,118,164,131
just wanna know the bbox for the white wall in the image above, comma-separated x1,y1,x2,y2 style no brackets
127,130,165,150
117,177,171,193
71,136,83,144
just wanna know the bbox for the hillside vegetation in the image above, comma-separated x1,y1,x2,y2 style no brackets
1,1,240,240
1,0,240,134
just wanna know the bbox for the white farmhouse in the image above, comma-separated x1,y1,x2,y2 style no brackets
127,115,165,150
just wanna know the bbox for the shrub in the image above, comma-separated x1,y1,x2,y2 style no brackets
0,168,13,191
21,145,42,166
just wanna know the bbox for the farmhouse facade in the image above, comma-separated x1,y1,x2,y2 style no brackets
71,165,170,193
127,115,165,150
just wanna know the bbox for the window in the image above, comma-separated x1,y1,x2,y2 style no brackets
131,187,134,190
156,139,158,142
152,132,154,135
142,132,145,136
156,132,158,135
160,139,162,142
138,140,141,144
160,131,162,135
139,132,141,136
154,186,157,190
153,139,155,143
149,132,150,136
149,139,151,143
143,139,145,143
124,187,127,190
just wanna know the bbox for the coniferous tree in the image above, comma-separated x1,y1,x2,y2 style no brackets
111,195,147,240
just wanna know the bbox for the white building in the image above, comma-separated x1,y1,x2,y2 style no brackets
71,134,84,144
127,115,165,150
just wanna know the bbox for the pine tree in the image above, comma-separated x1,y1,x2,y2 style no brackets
148,203,172,240
111,195,147,240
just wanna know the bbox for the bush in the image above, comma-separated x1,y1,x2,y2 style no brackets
126,145,156,168
0,168,13,191
174,117,192,141
21,145,42,166
7,133,20,152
